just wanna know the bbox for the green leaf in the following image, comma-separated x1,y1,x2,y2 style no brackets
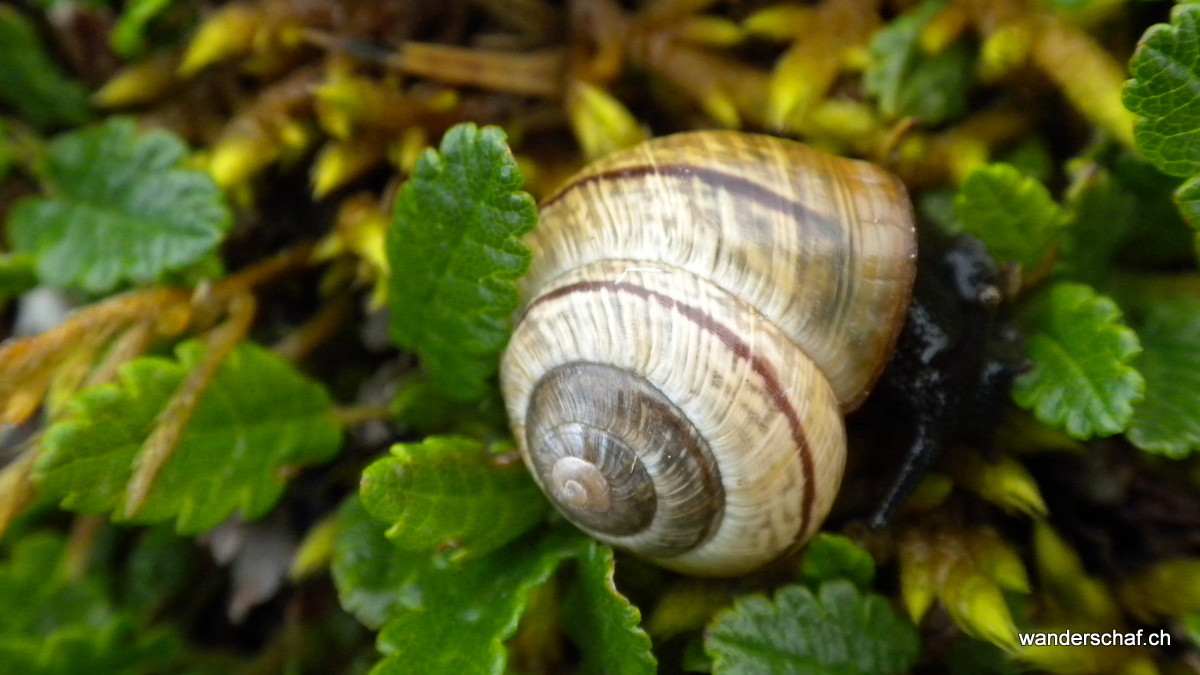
0,615,180,675
705,581,920,675
999,138,1055,184
865,1,974,125
800,534,875,590
1176,174,1200,227
1059,163,1136,283
1106,151,1197,266
35,340,341,533
1012,283,1144,439
564,542,656,675
955,163,1065,271
360,436,547,557
386,123,536,402
1127,297,1200,458
8,117,232,293
331,497,588,674
389,372,509,440
0,253,38,300
111,0,176,57
0,533,180,675
0,6,89,129
1124,5,1200,178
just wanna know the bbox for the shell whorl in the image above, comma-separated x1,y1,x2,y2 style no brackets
501,132,916,576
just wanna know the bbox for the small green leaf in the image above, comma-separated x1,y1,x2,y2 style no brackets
386,122,536,402
1059,163,1136,283
331,497,588,674
1012,283,1144,439
0,6,89,129
0,253,38,300
955,163,1065,271
1127,297,1200,458
800,533,875,590
865,1,974,125
564,542,656,675
111,0,176,57
1176,174,1200,227
705,581,920,675
1124,5,1200,178
8,117,232,293
360,436,547,557
0,533,180,675
35,340,341,533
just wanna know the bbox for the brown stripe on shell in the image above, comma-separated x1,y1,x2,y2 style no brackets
526,279,818,541
541,163,842,243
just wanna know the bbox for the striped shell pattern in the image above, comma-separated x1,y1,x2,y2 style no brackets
500,131,917,576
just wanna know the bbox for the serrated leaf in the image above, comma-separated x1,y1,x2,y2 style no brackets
35,340,341,533
8,117,231,293
360,436,547,557
0,533,180,674
564,542,656,675
1012,283,1144,439
331,497,588,674
955,163,1065,271
1124,5,1200,178
705,581,919,675
1127,297,1200,457
800,533,875,589
0,7,89,129
865,1,974,125
386,123,536,403
0,615,180,675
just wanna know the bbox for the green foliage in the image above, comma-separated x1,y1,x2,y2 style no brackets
0,253,38,300
8,118,231,293
1013,283,1144,438
1124,5,1200,179
1176,174,1200,227
35,340,341,533
390,372,510,439
1059,163,1136,283
360,436,547,557
564,543,656,675
123,526,195,614
0,6,89,129
799,534,875,590
0,533,180,674
111,0,178,58
865,1,974,125
705,581,920,675
386,123,537,403
955,163,1065,271
332,497,588,674
1127,297,1200,457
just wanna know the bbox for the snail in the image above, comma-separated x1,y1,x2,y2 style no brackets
500,131,917,576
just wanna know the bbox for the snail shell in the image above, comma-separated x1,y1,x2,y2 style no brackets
501,131,916,576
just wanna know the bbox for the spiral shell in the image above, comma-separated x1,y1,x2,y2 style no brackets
501,131,916,576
